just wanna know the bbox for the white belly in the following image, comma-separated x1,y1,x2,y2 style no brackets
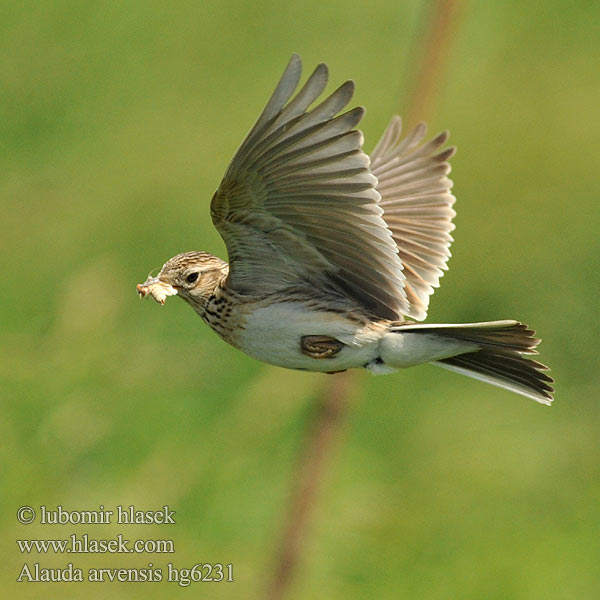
379,332,477,367
236,302,384,372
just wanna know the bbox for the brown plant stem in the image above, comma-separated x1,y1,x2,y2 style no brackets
265,371,356,600
405,0,464,128
265,3,465,599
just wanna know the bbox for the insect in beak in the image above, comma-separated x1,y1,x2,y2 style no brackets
136,276,178,305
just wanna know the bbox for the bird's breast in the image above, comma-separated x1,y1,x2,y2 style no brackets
233,301,385,372
199,292,244,346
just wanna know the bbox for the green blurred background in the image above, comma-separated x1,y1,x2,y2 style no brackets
2,1,599,598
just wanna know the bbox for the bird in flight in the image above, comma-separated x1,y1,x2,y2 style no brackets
137,54,554,404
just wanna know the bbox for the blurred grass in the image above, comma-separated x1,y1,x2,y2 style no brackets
1,1,599,598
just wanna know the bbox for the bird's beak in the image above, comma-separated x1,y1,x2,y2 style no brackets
136,276,178,305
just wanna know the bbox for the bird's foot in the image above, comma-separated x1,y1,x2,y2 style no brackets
300,335,345,359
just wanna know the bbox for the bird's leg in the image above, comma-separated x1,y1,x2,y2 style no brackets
300,335,345,359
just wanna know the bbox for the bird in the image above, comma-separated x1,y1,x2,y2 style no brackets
137,54,554,405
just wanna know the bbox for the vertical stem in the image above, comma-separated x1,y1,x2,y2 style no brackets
265,3,465,598
266,371,355,600
405,0,464,127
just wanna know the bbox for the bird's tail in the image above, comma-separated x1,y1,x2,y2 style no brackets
388,320,554,405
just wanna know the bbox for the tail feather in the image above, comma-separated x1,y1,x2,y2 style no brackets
435,350,554,405
395,320,554,404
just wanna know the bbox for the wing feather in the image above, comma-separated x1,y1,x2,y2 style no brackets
371,116,457,320
211,55,409,319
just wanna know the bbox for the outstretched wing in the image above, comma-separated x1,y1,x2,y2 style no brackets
211,55,410,320
370,117,457,321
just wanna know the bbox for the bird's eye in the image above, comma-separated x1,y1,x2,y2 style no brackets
185,272,199,284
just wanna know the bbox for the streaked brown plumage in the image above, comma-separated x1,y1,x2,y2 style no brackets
137,55,554,404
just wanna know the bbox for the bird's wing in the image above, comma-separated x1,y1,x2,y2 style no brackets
211,55,410,320
370,117,456,321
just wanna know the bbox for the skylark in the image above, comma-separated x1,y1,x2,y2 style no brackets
137,55,554,404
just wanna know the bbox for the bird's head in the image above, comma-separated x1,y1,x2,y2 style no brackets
137,251,228,312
